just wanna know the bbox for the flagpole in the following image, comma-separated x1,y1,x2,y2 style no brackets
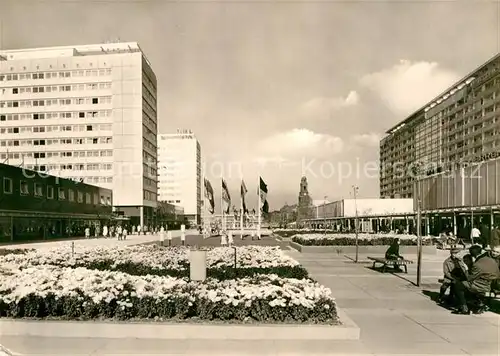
240,180,244,239
258,176,261,239
221,178,224,233
203,179,207,238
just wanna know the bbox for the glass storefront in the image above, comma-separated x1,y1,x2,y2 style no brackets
0,215,111,243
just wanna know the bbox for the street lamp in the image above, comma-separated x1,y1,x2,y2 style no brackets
414,163,423,287
323,195,328,235
352,186,359,263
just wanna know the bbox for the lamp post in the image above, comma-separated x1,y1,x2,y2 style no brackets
352,186,359,263
415,163,423,287
323,195,328,235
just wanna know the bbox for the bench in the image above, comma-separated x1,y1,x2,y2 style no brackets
368,256,413,273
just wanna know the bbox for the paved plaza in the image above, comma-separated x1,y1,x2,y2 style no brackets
0,236,499,355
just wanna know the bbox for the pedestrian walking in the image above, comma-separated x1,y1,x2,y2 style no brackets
160,226,166,246
84,226,90,239
221,231,228,246
103,225,108,238
117,225,123,241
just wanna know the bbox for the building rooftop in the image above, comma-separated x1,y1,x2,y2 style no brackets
384,52,500,136
0,42,153,68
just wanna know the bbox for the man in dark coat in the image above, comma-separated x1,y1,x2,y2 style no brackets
453,245,500,314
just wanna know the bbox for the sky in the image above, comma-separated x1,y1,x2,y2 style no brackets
1,0,499,211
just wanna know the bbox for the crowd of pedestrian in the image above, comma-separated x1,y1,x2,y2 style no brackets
83,224,170,241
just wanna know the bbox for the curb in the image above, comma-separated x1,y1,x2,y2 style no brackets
0,345,17,356
0,309,359,341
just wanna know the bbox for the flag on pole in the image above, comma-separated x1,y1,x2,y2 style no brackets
222,179,231,214
262,200,269,214
204,178,215,214
240,179,248,214
259,177,269,213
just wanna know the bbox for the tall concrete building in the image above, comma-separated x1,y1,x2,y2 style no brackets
157,129,201,225
0,42,158,226
380,53,500,199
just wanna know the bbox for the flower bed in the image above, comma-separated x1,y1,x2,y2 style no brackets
0,265,338,324
0,245,308,280
292,234,434,246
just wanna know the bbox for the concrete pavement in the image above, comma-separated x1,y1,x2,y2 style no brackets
0,230,196,251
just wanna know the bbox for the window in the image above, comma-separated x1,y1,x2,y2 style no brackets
34,183,43,197
20,180,29,195
12,88,18,94
93,193,99,205
3,178,12,194
92,98,99,104
77,191,84,203
68,189,75,201
79,112,85,118
47,185,54,199
58,187,66,200
86,125,93,131
85,193,91,204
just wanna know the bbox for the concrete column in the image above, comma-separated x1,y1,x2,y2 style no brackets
453,213,457,236
140,206,144,229
369,218,373,233
425,215,430,236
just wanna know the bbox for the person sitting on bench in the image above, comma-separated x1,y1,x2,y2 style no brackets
453,245,500,315
385,238,404,272
438,248,467,305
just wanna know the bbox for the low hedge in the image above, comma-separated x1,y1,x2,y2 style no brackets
0,248,34,256
0,294,336,323
33,260,310,280
292,236,433,246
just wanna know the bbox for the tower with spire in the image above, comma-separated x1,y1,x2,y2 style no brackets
297,176,313,224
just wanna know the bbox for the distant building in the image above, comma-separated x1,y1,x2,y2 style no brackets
297,176,313,224
0,42,158,227
156,200,185,229
0,162,112,242
157,129,202,225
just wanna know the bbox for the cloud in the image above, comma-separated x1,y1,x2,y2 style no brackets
350,133,382,147
256,128,344,159
300,91,359,118
360,60,460,116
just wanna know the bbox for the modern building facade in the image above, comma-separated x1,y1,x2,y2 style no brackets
380,53,500,199
157,129,202,225
414,156,500,239
302,198,414,233
0,162,112,242
0,42,158,226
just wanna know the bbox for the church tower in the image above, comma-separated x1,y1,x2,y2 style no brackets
297,176,313,224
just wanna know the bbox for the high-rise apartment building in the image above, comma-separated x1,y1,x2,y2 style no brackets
380,53,500,199
157,129,202,225
0,42,158,226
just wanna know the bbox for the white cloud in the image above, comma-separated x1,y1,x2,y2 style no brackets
360,60,460,116
256,128,344,159
350,133,382,147
300,91,359,117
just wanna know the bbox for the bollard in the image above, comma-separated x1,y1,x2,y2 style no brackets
189,247,207,281
71,242,75,257
233,246,237,269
